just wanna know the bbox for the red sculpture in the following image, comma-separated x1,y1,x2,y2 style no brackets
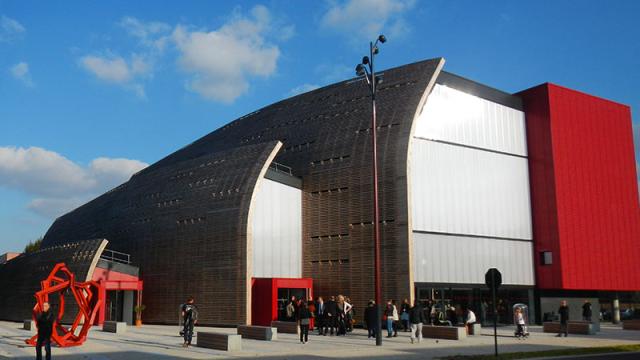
25,262,102,347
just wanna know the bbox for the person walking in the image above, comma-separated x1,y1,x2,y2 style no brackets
409,300,426,344
582,300,592,322
384,300,398,337
400,298,411,332
297,301,311,344
557,300,569,337
364,300,378,339
35,302,54,360
316,296,326,335
181,297,198,347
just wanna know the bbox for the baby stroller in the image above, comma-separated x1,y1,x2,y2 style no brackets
513,303,530,339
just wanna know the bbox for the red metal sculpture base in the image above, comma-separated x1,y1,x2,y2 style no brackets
25,263,102,347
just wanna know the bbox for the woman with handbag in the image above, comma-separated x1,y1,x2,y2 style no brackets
385,300,397,338
297,301,312,344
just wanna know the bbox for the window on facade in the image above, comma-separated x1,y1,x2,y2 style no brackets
540,251,553,265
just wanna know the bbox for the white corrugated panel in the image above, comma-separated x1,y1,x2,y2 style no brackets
411,139,532,240
414,84,527,156
412,232,534,285
251,178,302,278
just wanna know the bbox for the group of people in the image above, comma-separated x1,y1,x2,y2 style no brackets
283,296,483,344
31,295,590,359
284,295,355,343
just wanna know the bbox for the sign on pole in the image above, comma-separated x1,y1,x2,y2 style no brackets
485,268,502,358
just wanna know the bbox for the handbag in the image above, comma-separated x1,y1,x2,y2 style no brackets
301,318,310,325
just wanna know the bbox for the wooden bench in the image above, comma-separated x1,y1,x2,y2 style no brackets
197,332,241,351
458,323,482,335
23,320,36,332
271,321,299,334
543,321,595,335
103,321,127,334
237,325,277,341
422,325,466,340
622,320,640,330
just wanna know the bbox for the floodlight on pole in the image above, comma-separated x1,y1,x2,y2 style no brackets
354,34,386,347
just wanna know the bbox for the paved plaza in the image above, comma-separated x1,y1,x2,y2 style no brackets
0,321,638,359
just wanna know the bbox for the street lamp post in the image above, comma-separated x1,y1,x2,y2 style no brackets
355,34,386,347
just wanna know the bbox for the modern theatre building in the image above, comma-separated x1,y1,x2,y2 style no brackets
1,58,638,326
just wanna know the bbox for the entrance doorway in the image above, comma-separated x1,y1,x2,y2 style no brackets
251,277,313,326
105,290,139,325
277,288,308,321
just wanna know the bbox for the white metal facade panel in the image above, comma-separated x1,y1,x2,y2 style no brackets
411,139,533,240
414,84,528,157
251,178,302,278
412,232,535,285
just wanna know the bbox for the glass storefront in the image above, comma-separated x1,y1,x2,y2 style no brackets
416,284,532,325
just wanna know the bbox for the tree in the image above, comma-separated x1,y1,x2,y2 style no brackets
24,237,43,253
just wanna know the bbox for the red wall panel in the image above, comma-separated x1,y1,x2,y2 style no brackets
521,83,640,291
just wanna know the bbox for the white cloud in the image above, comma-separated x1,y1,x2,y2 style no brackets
79,54,151,98
173,5,281,103
27,197,89,219
118,16,171,51
277,24,296,41
287,83,320,97
10,61,34,87
0,15,25,42
80,7,292,103
0,146,147,218
320,0,415,40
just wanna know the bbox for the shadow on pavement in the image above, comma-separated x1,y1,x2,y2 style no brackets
5,343,595,360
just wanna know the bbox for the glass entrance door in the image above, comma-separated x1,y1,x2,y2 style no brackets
277,288,308,321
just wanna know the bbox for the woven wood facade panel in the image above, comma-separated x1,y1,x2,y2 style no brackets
38,59,444,325
0,239,107,322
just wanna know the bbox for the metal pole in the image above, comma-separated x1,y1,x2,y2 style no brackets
370,40,383,347
492,273,498,357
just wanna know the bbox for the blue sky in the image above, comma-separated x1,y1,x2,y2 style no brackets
1,0,639,254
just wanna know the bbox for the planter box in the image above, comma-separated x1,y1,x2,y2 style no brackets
103,321,127,334
271,321,299,334
422,325,466,340
623,320,640,330
23,320,36,332
543,321,595,335
197,332,241,351
237,325,277,341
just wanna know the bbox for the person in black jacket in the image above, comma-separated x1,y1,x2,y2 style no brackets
316,296,326,335
36,302,54,360
409,300,427,344
181,297,198,347
557,300,569,337
364,300,378,339
400,298,411,332
297,301,312,344
582,300,592,322
325,296,338,335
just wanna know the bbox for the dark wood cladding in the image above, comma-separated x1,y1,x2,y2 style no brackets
0,239,106,322
40,58,444,325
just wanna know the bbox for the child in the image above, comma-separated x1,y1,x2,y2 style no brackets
514,307,527,338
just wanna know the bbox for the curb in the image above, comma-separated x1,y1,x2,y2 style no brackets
527,350,640,360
